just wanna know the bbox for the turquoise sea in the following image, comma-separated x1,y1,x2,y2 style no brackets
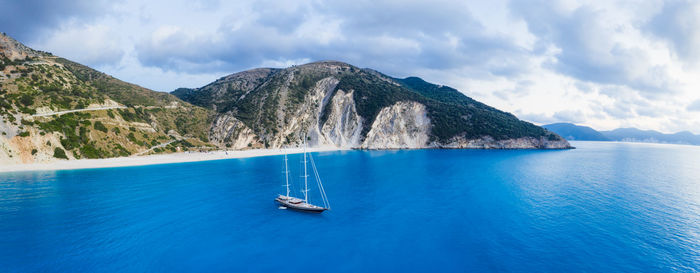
1,141,699,272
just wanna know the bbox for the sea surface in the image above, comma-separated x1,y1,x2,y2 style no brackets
1,141,699,272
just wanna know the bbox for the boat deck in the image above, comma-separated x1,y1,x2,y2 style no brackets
276,195,328,213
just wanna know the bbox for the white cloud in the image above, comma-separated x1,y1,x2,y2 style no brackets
647,0,700,64
34,23,125,68
2,0,699,133
688,100,700,112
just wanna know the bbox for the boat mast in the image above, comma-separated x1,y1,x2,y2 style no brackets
303,134,309,203
284,149,290,197
309,154,330,209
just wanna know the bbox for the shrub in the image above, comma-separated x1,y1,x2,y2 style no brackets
53,147,68,159
19,94,34,106
18,131,30,137
127,132,137,143
79,143,105,159
93,121,108,133
112,144,130,157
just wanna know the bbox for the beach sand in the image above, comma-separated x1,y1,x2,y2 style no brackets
0,146,345,173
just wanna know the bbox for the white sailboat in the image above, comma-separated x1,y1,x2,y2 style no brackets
275,136,330,213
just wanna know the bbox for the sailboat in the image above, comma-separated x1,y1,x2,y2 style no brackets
275,137,330,213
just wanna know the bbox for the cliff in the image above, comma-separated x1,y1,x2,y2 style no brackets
175,61,571,150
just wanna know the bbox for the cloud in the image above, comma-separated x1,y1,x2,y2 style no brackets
646,0,700,64
517,109,588,125
602,101,636,119
133,0,533,78
552,110,587,124
514,111,558,125
688,100,700,111
3,0,700,133
0,0,116,43
510,0,678,98
34,24,125,67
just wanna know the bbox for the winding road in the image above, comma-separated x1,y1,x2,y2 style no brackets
31,105,127,117
133,139,181,156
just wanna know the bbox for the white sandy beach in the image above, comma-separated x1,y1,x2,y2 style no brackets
0,146,345,173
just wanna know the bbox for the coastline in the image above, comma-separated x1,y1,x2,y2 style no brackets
0,146,345,174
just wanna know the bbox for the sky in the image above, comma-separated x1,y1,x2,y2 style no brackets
1,0,699,133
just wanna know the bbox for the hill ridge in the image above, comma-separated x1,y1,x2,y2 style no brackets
544,122,700,145
0,32,571,165
1,33,212,164
174,61,571,149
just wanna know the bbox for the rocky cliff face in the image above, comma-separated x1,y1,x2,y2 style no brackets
361,101,430,149
209,113,261,149
320,89,363,147
175,61,571,150
0,33,43,61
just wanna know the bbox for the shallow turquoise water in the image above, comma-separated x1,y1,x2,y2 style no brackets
1,141,699,272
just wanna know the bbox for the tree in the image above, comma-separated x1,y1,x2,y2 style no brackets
53,148,68,159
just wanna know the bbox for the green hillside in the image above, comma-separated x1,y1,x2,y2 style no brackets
175,61,561,144
0,33,213,162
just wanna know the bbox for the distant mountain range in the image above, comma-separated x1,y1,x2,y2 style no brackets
542,123,610,141
544,123,700,146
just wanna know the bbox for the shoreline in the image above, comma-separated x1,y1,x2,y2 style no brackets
0,146,345,174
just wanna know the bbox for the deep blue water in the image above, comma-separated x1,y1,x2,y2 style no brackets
1,141,699,272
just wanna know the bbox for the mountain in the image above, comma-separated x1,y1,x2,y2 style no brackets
0,33,212,164
543,123,610,141
601,128,700,145
543,123,700,146
0,32,570,165
172,61,570,149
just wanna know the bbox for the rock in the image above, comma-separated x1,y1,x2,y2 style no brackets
319,89,363,147
360,101,430,149
434,135,571,149
209,113,260,149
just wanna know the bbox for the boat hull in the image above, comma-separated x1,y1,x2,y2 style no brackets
275,196,328,213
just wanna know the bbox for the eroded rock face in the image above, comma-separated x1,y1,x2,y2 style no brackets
210,113,260,149
361,101,431,149
208,94,572,150
0,122,68,165
0,33,43,61
291,77,340,148
319,89,363,147
196,61,572,150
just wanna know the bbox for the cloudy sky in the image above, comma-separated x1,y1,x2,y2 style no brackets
2,0,699,133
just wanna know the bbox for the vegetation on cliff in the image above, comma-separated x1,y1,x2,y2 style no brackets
1,31,567,164
174,61,562,144
0,33,213,163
